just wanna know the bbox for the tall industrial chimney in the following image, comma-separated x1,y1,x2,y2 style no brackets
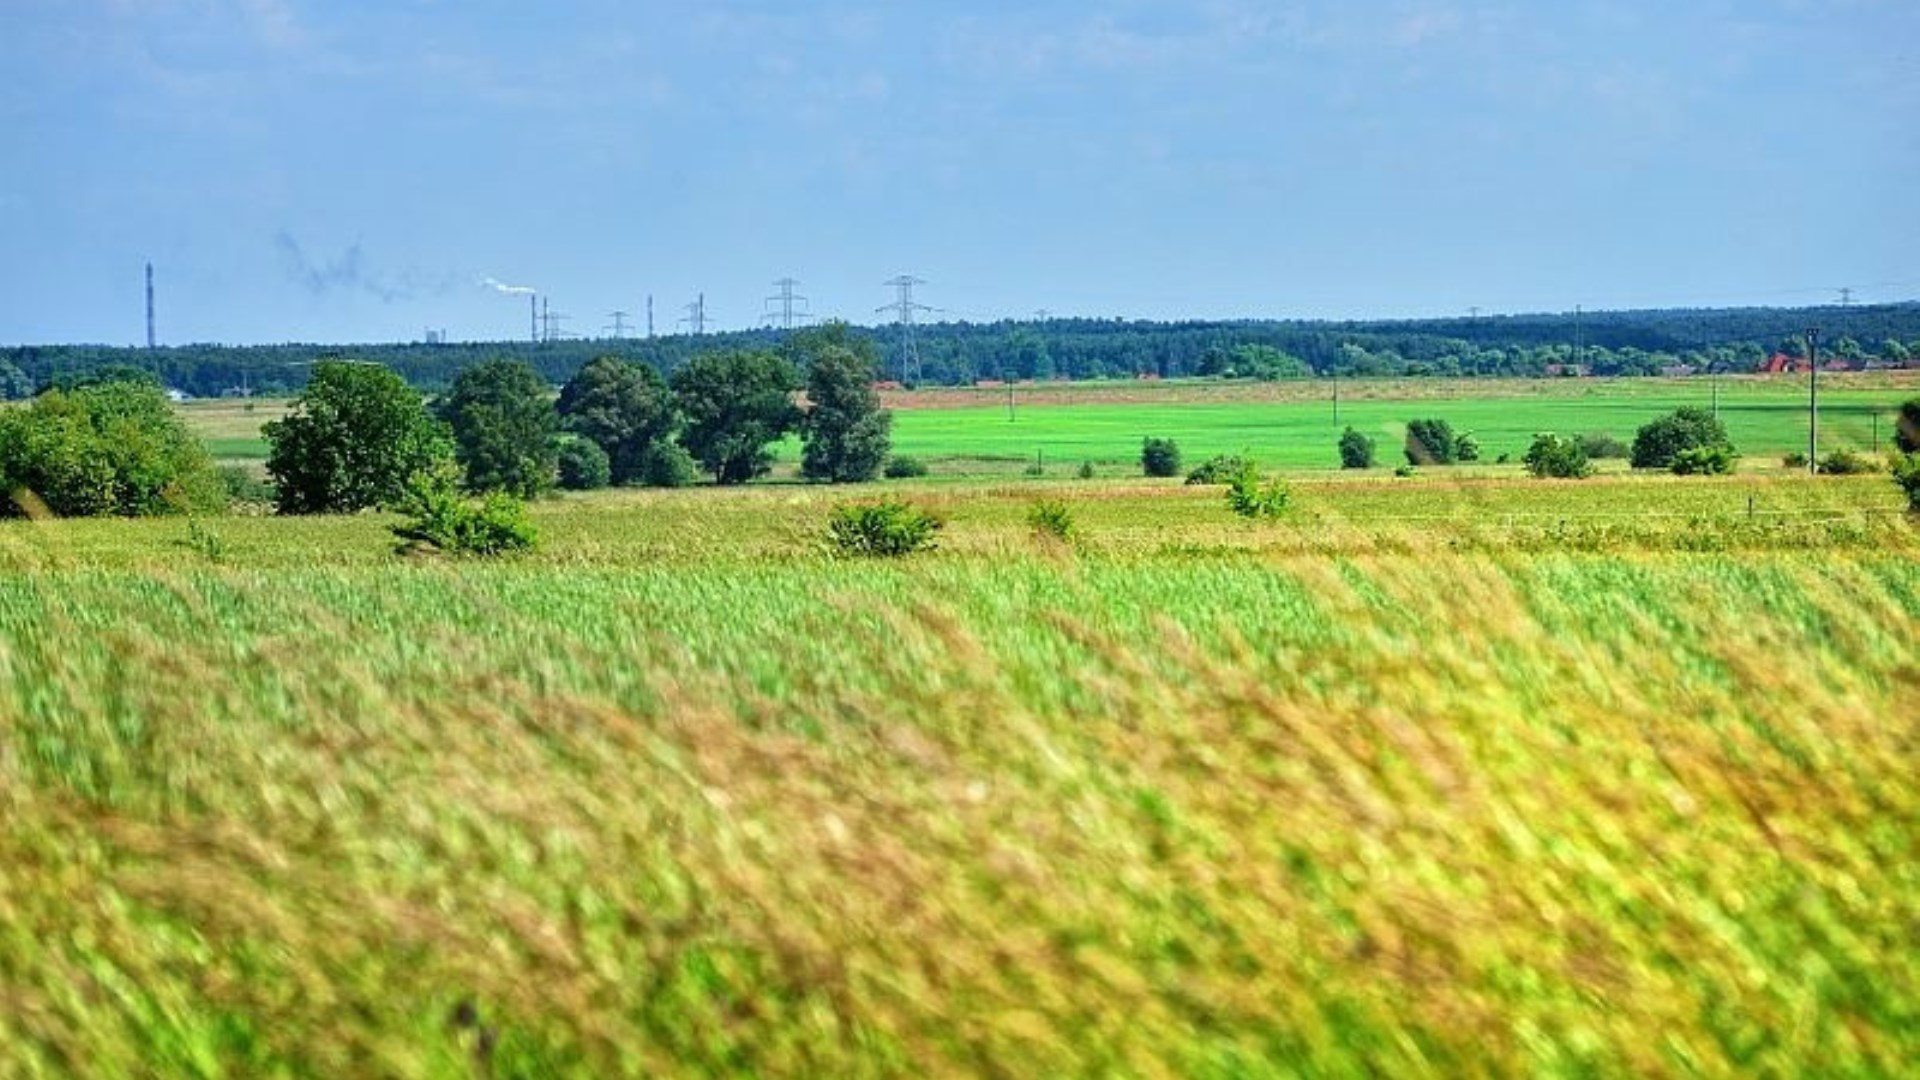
530,294,538,343
145,263,156,349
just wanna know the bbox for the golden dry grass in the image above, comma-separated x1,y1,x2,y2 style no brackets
1,481,1916,1076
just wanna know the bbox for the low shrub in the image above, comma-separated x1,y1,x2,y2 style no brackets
390,464,538,556
1578,432,1630,460
1394,464,1417,478
1026,498,1075,542
1782,452,1810,469
1671,446,1737,476
1816,449,1878,475
1225,461,1289,520
827,500,942,557
1076,460,1095,480
1141,437,1182,478
1522,433,1594,479
557,438,612,491
1892,453,1920,511
1185,454,1253,485
217,464,276,505
640,442,699,489
883,456,928,479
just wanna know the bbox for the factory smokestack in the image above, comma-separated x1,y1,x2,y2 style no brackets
531,294,538,343
145,262,155,349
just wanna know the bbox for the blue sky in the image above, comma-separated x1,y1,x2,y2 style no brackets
4,0,1915,345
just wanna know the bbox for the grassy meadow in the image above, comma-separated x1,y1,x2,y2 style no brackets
3,455,1918,1076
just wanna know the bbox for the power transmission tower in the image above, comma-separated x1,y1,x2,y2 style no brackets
681,293,708,335
1837,287,1852,306
605,310,630,338
1033,308,1052,322
876,275,932,384
540,302,571,342
646,295,654,338
145,262,156,349
765,278,809,330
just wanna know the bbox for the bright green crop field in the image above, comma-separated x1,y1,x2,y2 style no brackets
184,373,1920,475
3,467,1918,1076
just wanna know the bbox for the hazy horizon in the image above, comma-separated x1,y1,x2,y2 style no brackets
5,0,1916,347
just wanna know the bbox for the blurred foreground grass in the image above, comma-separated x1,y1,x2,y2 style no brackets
1,476,1916,1076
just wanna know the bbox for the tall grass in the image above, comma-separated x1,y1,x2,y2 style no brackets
2,536,1916,1074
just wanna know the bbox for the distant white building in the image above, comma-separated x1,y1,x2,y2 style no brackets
165,388,192,403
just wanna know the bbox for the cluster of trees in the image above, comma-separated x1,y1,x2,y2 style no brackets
1519,408,1738,479
11,303,1918,397
262,323,892,516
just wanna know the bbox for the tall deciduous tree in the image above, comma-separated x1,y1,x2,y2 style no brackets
797,326,891,483
670,350,800,485
265,361,450,514
556,357,676,485
437,359,558,498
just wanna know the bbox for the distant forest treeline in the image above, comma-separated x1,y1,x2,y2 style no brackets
6,303,1919,398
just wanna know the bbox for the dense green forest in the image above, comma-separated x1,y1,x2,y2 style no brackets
5,303,1918,397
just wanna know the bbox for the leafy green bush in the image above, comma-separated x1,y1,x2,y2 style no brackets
1632,407,1733,470
827,500,943,557
389,464,538,556
1394,464,1416,478
1141,437,1182,478
1578,432,1629,460
1782,452,1810,470
1404,419,1457,465
1522,434,1593,479
0,379,225,518
1077,460,1096,480
1816,449,1878,476
557,437,612,491
1670,446,1737,476
1026,499,1075,542
640,442,699,489
1892,453,1920,511
1454,432,1481,463
1338,427,1376,469
883,456,928,479
1225,461,1289,520
1184,453,1252,485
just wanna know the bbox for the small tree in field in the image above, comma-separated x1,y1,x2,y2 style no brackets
266,361,450,514
438,359,558,498
1141,437,1182,477
1404,419,1457,465
1631,407,1733,470
671,350,801,485
1522,433,1593,479
1338,427,1376,469
798,327,892,483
